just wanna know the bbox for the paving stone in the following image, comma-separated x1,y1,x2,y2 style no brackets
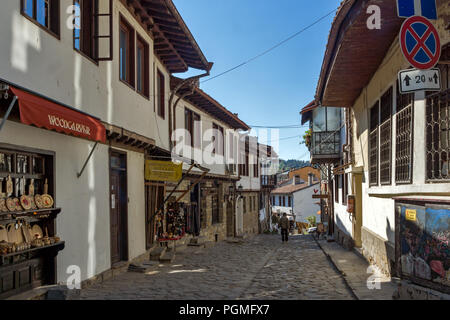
75,235,355,300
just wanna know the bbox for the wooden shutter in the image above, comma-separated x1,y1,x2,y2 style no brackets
95,0,113,61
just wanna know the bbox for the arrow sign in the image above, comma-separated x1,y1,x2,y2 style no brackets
404,75,411,86
398,68,441,94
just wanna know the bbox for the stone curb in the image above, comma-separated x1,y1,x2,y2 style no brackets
312,235,359,300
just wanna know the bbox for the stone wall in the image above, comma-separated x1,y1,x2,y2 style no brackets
173,179,234,242
335,225,355,251
361,227,395,277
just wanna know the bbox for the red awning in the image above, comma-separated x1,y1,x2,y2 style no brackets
10,87,106,143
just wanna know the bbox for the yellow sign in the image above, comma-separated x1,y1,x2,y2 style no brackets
405,209,417,221
145,160,182,182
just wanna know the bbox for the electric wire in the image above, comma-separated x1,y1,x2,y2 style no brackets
201,8,338,84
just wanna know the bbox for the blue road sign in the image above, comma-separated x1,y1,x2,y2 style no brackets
397,0,437,20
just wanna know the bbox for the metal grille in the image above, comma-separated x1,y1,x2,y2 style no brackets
369,129,378,186
311,132,340,155
379,87,392,185
426,89,450,182
379,119,391,184
395,91,413,184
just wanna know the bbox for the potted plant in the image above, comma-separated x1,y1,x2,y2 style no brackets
303,129,312,149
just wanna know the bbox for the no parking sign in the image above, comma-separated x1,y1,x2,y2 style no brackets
399,16,441,70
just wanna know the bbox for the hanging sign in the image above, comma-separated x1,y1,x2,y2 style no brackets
399,16,441,70
398,68,441,93
145,160,182,182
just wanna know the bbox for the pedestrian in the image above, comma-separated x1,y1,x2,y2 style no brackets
279,213,290,243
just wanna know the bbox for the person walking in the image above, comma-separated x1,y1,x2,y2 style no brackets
279,213,290,243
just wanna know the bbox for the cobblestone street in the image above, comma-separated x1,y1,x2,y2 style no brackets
77,235,355,300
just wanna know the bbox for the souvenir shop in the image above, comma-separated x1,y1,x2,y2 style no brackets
0,84,106,298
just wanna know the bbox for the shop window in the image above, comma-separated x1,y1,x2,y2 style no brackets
157,70,165,119
369,101,379,186
396,83,414,184
119,17,135,87
136,36,149,98
379,87,393,185
22,0,60,37
73,0,98,61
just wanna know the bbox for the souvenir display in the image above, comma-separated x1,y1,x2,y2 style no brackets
0,199,8,213
13,198,22,211
20,195,32,211
0,177,4,199
28,179,35,196
35,194,44,209
6,198,16,212
41,194,54,209
5,175,13,196
157,202,186,240
31,224,43,239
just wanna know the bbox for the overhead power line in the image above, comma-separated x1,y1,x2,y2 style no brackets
201,8,337,84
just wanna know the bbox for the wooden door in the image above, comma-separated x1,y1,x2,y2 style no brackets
110,151,128,265
145,184,165,249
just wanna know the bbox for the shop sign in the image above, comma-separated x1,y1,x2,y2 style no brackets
405,209,417,221
145,160,182,182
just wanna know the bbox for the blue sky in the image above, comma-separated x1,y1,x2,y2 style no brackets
173,0,341,160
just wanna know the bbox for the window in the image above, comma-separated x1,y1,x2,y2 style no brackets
212,123,224,155
136,36,149,97
288,196,291,207
157,71,165,119
212,192,220,224
426,87,450,182
22,0,59,36
119,17,135,87
282,196,286,207
369,101,379,186
185,108,201,148
74,0,98,61
243,196,246,214
379,87,393,185
396,82,414,184
342,173,348,205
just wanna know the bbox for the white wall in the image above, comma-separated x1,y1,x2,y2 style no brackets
293,185,320,223
0,0,172,150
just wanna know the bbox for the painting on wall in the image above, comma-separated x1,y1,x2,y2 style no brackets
400,203,450,290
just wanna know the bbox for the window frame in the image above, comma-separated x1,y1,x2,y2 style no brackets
119,16,135,88
136,34,150,98
73,0,99,64
369,101,380,187
21,0,60,39
379,86,393,186
156,70,165,119
395,82,414,184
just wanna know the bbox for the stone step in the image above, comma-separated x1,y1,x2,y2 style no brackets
159,251,175,263
149,247,166,261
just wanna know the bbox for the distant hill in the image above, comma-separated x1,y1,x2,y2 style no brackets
278,159,311,172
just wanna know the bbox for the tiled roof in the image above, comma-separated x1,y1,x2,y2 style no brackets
271,182,319,195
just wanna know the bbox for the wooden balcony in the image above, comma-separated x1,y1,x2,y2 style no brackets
310,131,341,164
